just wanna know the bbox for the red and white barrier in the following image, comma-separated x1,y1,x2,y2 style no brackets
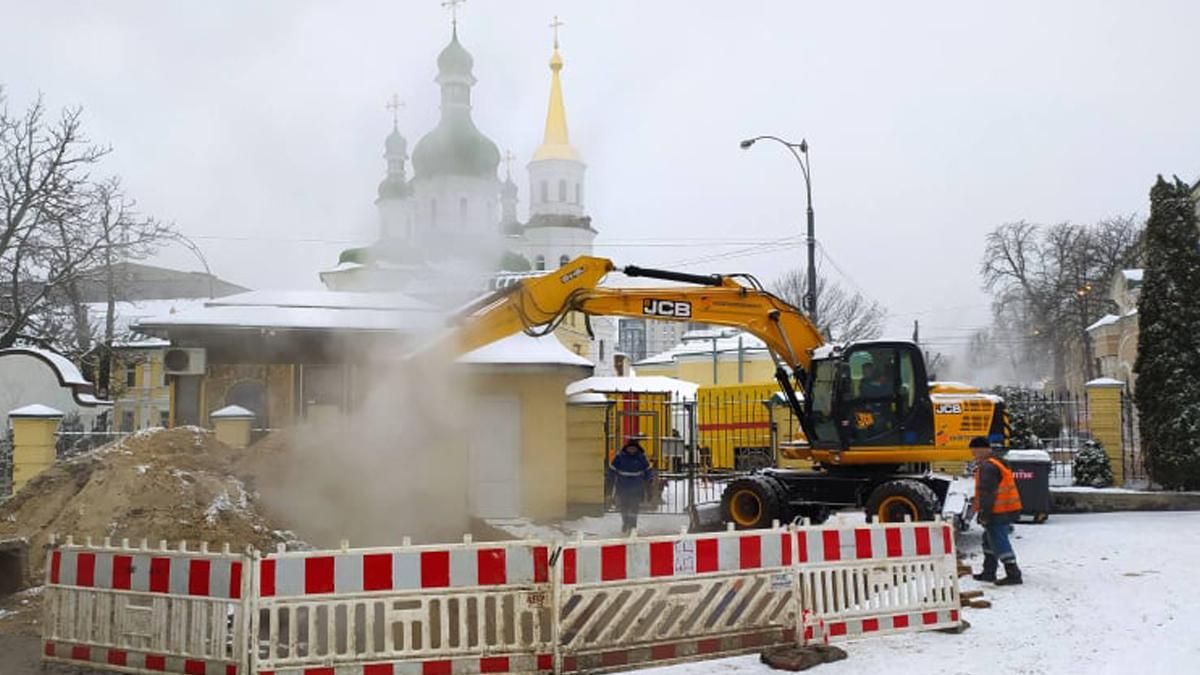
556,526,799,673
42,520,961,675
42,536,251,675
795,520,961,645
253,538,555,675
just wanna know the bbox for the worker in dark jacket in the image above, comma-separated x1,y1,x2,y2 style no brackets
970,436,1024,585
610,440,652,534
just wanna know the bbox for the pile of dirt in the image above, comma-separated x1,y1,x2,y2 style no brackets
0,427,291,573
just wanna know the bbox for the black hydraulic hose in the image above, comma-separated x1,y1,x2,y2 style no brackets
622,265,723,287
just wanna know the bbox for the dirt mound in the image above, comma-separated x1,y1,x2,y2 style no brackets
0,427,289,573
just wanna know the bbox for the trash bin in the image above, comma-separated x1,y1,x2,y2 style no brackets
1003,449,1052,523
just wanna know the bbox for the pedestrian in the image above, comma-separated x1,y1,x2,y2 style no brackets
610,439,652,534
970,436,1024,585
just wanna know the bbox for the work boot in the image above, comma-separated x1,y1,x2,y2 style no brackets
972,555,997,582
995,562,1023,586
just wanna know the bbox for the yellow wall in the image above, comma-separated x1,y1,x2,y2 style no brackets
11,415,62,493
566,402,608,514
1086,383,1124,484
204,364,296,429
647,354,775,387
112,350,171,431
470,366,590,520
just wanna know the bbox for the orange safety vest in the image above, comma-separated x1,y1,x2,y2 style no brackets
974,457,1023,514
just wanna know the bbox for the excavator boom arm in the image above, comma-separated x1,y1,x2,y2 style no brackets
451,256,824,374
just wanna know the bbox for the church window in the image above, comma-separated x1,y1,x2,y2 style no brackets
431,199,438,226
558,179,567,202
540,181,548,203
575,183,582,204
535,255,545,271
459,197,469,226
600,340,606,361
559,254,570,267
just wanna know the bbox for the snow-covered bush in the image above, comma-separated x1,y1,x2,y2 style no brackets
1073,440,1114,488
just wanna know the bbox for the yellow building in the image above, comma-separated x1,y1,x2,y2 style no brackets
635,329,776,386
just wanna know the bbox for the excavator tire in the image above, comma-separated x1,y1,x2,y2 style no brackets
865,479,940,523
721,475,784,529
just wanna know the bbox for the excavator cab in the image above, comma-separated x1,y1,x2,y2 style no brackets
804,342,935,451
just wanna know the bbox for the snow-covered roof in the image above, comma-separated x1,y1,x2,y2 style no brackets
566,375,699,399
135,290,441,334
210,404,256,419
636,331,768,366
1122,269,1144,282
1085,314,1120,332
458,333,593,367
567,392,609,405
87,298,208,348
8,403,65,418
1086,377,1124,387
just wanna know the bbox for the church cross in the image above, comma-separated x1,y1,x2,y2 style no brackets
503,149,516,178
549,15,564,48
442,0,465,28
386,94,405,128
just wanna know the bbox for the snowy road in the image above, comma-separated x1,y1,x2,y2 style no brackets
647,512,1200,675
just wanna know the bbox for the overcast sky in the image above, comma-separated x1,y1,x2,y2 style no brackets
3,0,1198,349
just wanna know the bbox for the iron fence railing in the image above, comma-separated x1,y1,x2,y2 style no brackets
55,430,128,460
0,435,12,499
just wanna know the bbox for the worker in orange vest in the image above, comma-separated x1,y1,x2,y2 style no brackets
970,436,1023,585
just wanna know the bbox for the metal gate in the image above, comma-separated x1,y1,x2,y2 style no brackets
604,392,797,515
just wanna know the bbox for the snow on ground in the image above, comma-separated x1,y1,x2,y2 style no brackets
488,512,690,540
644,511,1200,675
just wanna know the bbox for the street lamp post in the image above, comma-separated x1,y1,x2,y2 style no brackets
740,135,817,327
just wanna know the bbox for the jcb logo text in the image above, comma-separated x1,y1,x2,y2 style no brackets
643,299,692,318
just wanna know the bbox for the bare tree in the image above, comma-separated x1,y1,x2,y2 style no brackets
0,91,175,359
980,217,1141,388
772,270,887,342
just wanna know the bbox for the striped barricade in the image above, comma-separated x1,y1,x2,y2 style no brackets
42,536,251,675
795,519,961,644
554,525,799,673
253,537,554,674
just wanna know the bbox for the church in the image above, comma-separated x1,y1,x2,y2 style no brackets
319,17,615,372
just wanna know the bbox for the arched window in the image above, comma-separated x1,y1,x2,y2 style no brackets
559,254,570,267
540,181,548,203
535,255,545,271
558,179,567,202
575,183,582,204
430,199,438,227
459,197,469,226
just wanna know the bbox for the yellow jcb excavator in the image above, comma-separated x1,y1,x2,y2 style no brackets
442,256,1006,527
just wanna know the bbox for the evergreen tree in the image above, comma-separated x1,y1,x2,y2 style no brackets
1134,176,1200,489
1073,440,1114,488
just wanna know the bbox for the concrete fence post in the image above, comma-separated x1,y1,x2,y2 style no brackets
1085,378,1125,484
210,404,256,449
9,404,64,493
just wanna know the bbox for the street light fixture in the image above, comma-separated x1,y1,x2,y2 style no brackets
740,135,817,326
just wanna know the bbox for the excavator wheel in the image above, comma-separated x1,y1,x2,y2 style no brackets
721,475,784,529
865,479,940,523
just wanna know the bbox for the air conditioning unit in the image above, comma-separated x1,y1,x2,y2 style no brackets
163,348,207,376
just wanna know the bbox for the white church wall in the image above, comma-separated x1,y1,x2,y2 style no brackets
523,225,596,270
528,158,586,217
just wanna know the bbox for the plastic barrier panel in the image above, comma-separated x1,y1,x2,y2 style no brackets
554,525,798,673
794,520,961,644
41,521,961,675
42,536,251,675
252,539,554,674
